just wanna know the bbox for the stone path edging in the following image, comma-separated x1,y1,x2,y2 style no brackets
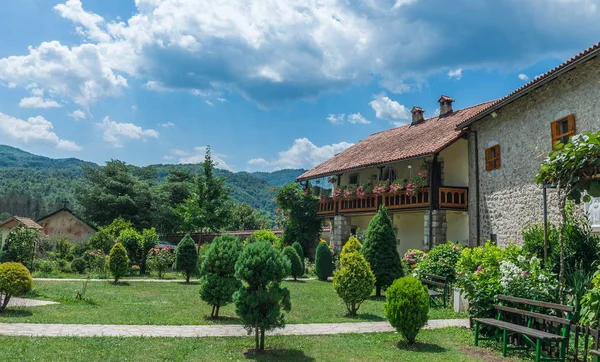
0,319,469,338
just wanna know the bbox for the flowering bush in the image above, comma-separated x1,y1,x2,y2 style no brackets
499,255,557,302
327,176,337,184
373,182,389,195
389,179,405,194
146,247,174,279
85,250,108,274
355,185,366,198
333,186,344,199
417,242,462,283
343,185,356,198
402,249,427,271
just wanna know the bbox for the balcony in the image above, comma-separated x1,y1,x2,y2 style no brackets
316,186,468,216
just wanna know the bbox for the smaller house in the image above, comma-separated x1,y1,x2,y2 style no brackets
37,207,97,243
0,216,44,247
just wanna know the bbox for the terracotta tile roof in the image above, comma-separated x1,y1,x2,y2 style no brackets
0,216,43,229
457,42,600,129
297,101,496,181
438,95,454,102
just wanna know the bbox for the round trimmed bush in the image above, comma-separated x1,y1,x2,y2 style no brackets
384,276,429,344
315,242,334,281
71,258,86,274
38,260,57,273
175,234,199,283
0,262,33,311
291,242,305,276
417,241,462,283
333,252,375,316
282,246,303,281
108,242,130,283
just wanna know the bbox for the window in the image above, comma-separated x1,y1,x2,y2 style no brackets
382,167,397,181
485,144,501,171
551,115,575,149
348,173,359,185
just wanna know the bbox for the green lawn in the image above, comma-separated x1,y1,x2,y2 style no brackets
32,271,184,280
0,327,520,361
0,280,466,325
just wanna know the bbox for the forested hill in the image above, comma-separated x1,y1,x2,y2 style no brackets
0,145,306,221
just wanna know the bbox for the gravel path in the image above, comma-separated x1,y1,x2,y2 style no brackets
5,297,59,308
0,319,469,338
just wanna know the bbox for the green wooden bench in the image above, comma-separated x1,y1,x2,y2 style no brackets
420,273,448,308
473,295,574,362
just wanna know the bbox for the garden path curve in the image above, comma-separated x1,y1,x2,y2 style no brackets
0,319,469,338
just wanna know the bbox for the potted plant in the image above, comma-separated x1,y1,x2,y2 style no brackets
373,181,389,195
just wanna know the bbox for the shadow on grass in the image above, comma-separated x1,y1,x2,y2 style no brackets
111,282,130,286
177,281,200,286
243,348,315,361
283,280,307,283
203,315,240,324
396,341,447,353
367,295,386,301
0,309,33,318
342,313,386,322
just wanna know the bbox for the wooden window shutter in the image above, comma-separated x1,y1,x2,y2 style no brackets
495,145,501,169
485,147,492,171
567,114,576,134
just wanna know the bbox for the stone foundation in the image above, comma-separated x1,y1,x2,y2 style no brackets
331,215,351,251
424,210,447,250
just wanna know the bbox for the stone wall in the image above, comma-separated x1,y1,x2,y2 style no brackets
424,210,447,249
469,55,600,246
331,215,351,251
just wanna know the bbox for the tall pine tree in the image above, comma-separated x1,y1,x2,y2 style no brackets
361,205,403,297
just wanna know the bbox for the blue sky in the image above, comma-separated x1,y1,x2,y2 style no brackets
0,0,599,172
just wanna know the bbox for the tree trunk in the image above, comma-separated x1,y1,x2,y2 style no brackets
186,273,190,283
376,286,381,298
210,304,216,318
559,195,567,304
215,304,220,318
0,295,10,311
254,326,259,351
260,328,265,351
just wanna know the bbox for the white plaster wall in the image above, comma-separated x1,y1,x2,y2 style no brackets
349,215,373,233
393,212,424,255
440,138,469,187
446,211,469,246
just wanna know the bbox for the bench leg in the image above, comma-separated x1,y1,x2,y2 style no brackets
535,339,541,362
474,322,480,346
501,329,507,357
559,339,566,362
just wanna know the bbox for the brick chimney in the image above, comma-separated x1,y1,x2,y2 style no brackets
410,106,425,126
437,95,454,117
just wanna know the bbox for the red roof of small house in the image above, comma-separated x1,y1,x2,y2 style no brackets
0,216,43,229
297,100,496,181
457,41,600,129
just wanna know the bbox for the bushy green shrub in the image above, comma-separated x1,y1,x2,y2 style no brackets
282,246,303,281
341,236,362,258
108,242,129,283
234,241,291,351
362,206,403,297
0,262,33,311
315,242,334,281
85,250,107,274
384,276,429,344
175,234,198,283
118,228,142,266
402,249,427,273
580,268,600,328
55,238,71,260
71,258,86,274
89,218,134,253
199,234,243,318
333,252,375,316
38,260,57,273
417,242,462,283
140,228,158,274
245,230,282,249
291,242,305,276
146,248,174,279
0,226,38,267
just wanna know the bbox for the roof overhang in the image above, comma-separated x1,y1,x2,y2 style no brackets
456,43,600,130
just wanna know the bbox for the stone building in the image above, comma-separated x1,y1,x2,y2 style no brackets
0,216,43,247
37,207,97,243
457,42,600,246
300,42,600,251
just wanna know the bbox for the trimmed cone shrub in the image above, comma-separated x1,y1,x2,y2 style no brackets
292,242,305,276
333,252,375,316
0,262,32,312
315,241,334,281
175,234,198,283
282,246,303,281
140,228,159,274
108,242,129,284
234,241,291,351
362,206,403,297
71,258,86,274
199,234,243,318
117,228,142,266
385,276,429,344
341,236,362,262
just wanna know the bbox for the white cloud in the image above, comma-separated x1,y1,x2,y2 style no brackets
369,94,410,126
162,155,174,161
518,73,530,81
247,138,353,170
98,116,159,147
205,100,214,106
327,114,345,125
217,97,227,102
19,97,62,109
53,0,111,42
169,146,234,171
131,105,137,111
0,112,82,151
70,109,87,120
161,122,175,128
347,112,371,124
448,68,463,80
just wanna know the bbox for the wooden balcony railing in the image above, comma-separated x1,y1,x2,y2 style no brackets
315,186,467,216
439,187,468,210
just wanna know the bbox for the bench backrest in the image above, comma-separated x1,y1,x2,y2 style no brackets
496,294,574,327
421,274,447,289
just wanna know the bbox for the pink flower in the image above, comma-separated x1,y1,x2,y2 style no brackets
476,266,483,272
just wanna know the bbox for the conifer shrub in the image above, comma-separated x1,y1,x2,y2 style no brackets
384,276,429,344
234,241,291,351
0,262,32,312
362,206,403,297
291,242,305,276
175,234,198,283
71,258,86,274
333,251,375,316
108,242,129,284
315,241,334,281
199,234,243,318
341,236,362,262
282,246,303,281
